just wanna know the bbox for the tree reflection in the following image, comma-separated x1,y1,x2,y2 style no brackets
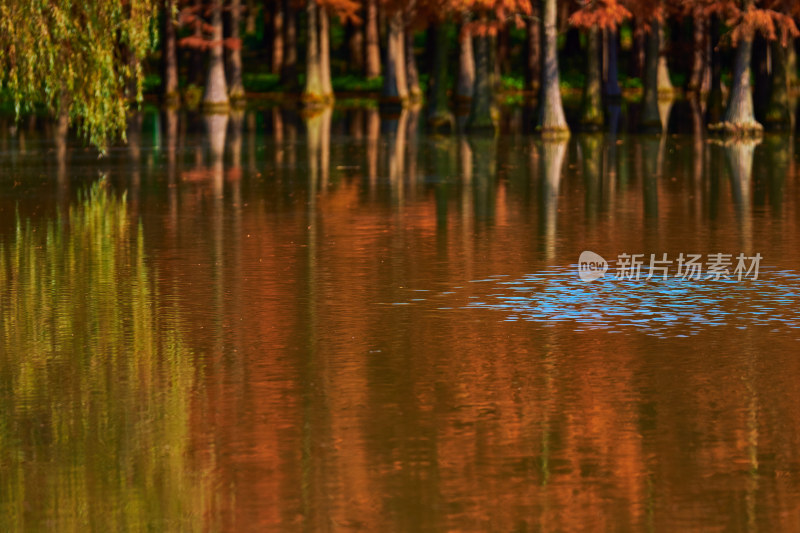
0,182,202,531
540,139,566,259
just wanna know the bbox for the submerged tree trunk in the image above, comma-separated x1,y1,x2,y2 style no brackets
639,22,661,133
752,35,769,122
346,19,365,73
406,29,422,101
525,6,541,95
319,7,333,99
537,0,568,137
303,0,326,105
427,23,453,131
657,23,673,95
204,0,229,110
162,0,179,106
382,11,408,105
720,20,761,134
227,0,245,100
272,0,284,74
604,28,621,99
457,23,475,104
687,13,708,93
707,15,724,124
580,27,603,131
187,0,205,87
764,40,792,131
280,0,298,89
365,0,381,79
467,30,493,132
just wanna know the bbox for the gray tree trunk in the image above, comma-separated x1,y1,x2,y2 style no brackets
604,28,621,99
639,23,661,133
537,0,568,137
721,27,761,133
456,23,475,104
382,11,408,104
405,30,421,101
764,40,792,131
319,6,333,99
657,23,673,95
280,0,298,89
227,0,245,100
365,0,381,79
580,27,603,130
203,0,229,110
467,31,493,131
427,23,453,131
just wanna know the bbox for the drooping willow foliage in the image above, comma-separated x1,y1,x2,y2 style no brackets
0,0,158,150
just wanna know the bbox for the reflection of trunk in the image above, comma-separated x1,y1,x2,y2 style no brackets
707,15,724,123
457,23,475,103
639,24,661,133
405,30,421,101
658,98,674,134
272,0,284,74
205,113,228,198
725,140,757,225
382,12,408,104
227,0,245,100
580,28,603,131
467,30,494,132
229,110,244,182
687,14,708,93
538,0,568,137
764,41,792,131
162,0,179,105
204,0,230,109
427,23,453,131
579,134,602,220
641,136,660,219
525,7,540,94
280,0,298,89
604,28,621,99
468,136,496,223
366,109,379,191
540,140,566,259
722,24,760,132
657,23,673,95
365,0,381,79
765,136,788,213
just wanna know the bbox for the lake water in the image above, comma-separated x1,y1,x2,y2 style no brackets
1,105,800,531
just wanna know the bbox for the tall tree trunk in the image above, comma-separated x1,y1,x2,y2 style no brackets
427,23,453,131
162,0,179,106
537,0,568,137
580,27,603,130
787,38,799,89
345,19,365,73
319,7,333,100
365,0,381,79
721,16,761,133
687,13,708,93
204,0,229,110
752,34,769,122
227,0,245,100
604,28,621,99
303,0,326,104
405,29,422,101
467,29,493,132
764,40,792,131
382,11,408,105
496,26,510,79
639,22,661,133
656,22,673,95
457,23,475,105
187,0,205,87
245,0,257,34
632,18,645,78
707,15,724,124
280,0,298,89
272,0,284,74
525,6,541,95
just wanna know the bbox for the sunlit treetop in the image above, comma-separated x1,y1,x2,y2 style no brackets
569,0,632,30
0,0,158,151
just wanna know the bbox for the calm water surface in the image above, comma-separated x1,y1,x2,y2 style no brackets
1,106,800,531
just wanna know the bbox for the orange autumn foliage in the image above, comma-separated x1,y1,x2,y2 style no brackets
569,0,632,30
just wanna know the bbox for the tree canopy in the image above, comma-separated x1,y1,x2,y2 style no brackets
0,0,158,150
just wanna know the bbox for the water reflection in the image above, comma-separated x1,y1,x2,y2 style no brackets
0,183,201,531
1,109,800,531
